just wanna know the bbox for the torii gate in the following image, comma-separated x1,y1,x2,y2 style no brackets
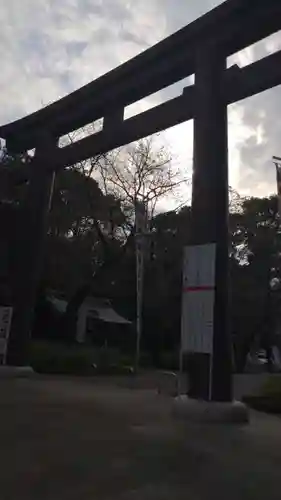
1,0,281,401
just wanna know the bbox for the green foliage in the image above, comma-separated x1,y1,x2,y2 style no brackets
243,376,281,414
1,142,281,373
46,168,124,295
29,341,136,375
260,375,281,397
29,341,97,375
40,193,281,372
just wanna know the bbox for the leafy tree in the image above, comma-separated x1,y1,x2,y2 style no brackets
45,167,124,295
63,136,186,337
1,140,280,368
229,196,279,370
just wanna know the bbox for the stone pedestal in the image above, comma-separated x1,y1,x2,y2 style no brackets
0,366,34,378
173,395,249,424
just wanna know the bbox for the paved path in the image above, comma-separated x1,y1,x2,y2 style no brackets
0,376,281,499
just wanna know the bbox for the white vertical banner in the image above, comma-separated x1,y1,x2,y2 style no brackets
0,306,13,364
181,244,216,354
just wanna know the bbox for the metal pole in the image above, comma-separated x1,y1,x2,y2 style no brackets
134,200,146,373
178,342,184,395
135,233,144,372
273,156,281,231
188,45,232,401
270,156,281,365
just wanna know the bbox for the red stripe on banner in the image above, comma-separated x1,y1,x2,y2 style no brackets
183,285,215,292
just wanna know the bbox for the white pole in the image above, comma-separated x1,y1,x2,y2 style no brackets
135,237,144,372
208,353,213,401
134,200,146,373
273,156,281,230
178,344,183,395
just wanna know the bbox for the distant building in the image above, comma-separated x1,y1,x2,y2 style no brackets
48,294,131,346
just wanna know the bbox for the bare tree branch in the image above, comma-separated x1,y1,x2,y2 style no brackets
94,136,188,224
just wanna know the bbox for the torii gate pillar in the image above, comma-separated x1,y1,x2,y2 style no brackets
7,140,56,366
188,46,233,402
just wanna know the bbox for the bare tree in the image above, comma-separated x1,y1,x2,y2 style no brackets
63,134,188,340
96,136,188,227
94,136,188,367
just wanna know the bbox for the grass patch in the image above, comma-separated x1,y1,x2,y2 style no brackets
243,375,281,414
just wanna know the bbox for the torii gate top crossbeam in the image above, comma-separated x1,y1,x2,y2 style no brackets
1,0,281,154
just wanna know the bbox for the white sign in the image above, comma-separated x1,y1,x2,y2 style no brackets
0,306,13,363
181,244,216,354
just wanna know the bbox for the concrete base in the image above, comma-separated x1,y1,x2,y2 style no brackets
0,366,34,379
173,395,249,424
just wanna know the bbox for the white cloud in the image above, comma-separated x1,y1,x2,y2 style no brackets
0,0,280,202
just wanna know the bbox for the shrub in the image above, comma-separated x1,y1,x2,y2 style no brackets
243,375,281,414
29,341,134,376
29,341,96,375
260,375,281,396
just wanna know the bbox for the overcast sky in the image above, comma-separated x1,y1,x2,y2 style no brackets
1,0,281,204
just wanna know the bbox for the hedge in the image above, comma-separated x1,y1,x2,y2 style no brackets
29,341,133,376
243,375,281,414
